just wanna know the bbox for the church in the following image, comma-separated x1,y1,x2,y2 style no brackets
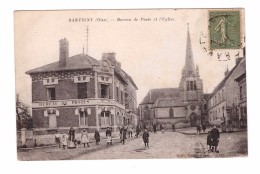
139,25,207,127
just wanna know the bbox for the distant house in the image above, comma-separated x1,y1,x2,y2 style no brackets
139,26,206,127
26,38,138,133
207,57,246,127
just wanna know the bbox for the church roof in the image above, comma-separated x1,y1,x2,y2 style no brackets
140,88,180,105
26,54,100,74
152,97,185,108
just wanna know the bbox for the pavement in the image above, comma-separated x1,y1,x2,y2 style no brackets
17,130,247,160
175,126,247,135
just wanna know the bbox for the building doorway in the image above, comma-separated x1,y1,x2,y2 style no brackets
190,112,197,127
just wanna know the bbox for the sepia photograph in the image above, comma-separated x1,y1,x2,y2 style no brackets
14,8,247,161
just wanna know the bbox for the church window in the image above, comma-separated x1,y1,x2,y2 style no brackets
194,81,197,90
190,81,194,90
187,82,190,90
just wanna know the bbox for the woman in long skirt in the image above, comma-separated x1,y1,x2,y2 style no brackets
81,129,90,147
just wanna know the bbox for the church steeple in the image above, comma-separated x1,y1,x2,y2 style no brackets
182,23,196,77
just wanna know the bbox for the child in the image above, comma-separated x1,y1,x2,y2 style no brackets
94,130,100,145
60,134,67,150
81,129,90,147
207,131,212,152
106,127,112,146
143,128,149,148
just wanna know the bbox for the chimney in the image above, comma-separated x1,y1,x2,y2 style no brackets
59,38,69,67
102,52,116,66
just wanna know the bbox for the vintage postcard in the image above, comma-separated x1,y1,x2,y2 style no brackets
15,9,247,160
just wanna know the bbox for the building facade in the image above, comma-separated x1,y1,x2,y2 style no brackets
207,57,246,128
26,38,138,133
139,26,206,127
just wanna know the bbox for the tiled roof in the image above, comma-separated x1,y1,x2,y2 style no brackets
26,54,99,74
207,57,245,100
140,88,180,105
152,97,185,108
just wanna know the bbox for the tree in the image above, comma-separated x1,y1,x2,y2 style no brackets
16,94,33,130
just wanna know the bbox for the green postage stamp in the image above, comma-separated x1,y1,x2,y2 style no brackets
209,10,241,50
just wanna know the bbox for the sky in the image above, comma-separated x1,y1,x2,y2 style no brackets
14,9,245,106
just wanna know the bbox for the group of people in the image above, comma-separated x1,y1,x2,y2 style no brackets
54,127,101,149
54,123,220,152
196,123,207,134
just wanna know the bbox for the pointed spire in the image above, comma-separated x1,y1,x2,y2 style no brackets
196,64,199,75
82,45,85,54
183,23,196,77
86,26,89,55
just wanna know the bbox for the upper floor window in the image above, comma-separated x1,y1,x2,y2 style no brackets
240,86,243,100
116,87,119,101
101,84,109,98
47,87,56,100
121,90,124,104
78,83,88,99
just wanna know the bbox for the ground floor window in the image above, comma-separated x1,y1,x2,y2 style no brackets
79,111,88,126
101,111,110,126
49,114,57,128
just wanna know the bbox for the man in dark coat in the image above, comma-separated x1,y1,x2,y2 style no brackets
122,126,127,145
153,124,157,134
202,124,206,132
135,126,140,138
94,130,100,145
143,128,150,148
172,124,176,132
210,125,220,152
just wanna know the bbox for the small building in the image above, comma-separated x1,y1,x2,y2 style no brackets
26,38,138,133
235,72,247,128
207,57,246,128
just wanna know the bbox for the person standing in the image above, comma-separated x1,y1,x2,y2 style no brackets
60,134,67,150
143,128,150,148
153,124,157,134
128,126,133,138
207,131,212,152
172,124,176,132
68,127,76,149
196,124,202,134
106,127,112,146
202,124,206,133
210,125,220,153
119,126,124,143
161,124,165,134
94,130,100,145
122,126,127,145
54,131,61,148
135,126,140,138
81,129,90,147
